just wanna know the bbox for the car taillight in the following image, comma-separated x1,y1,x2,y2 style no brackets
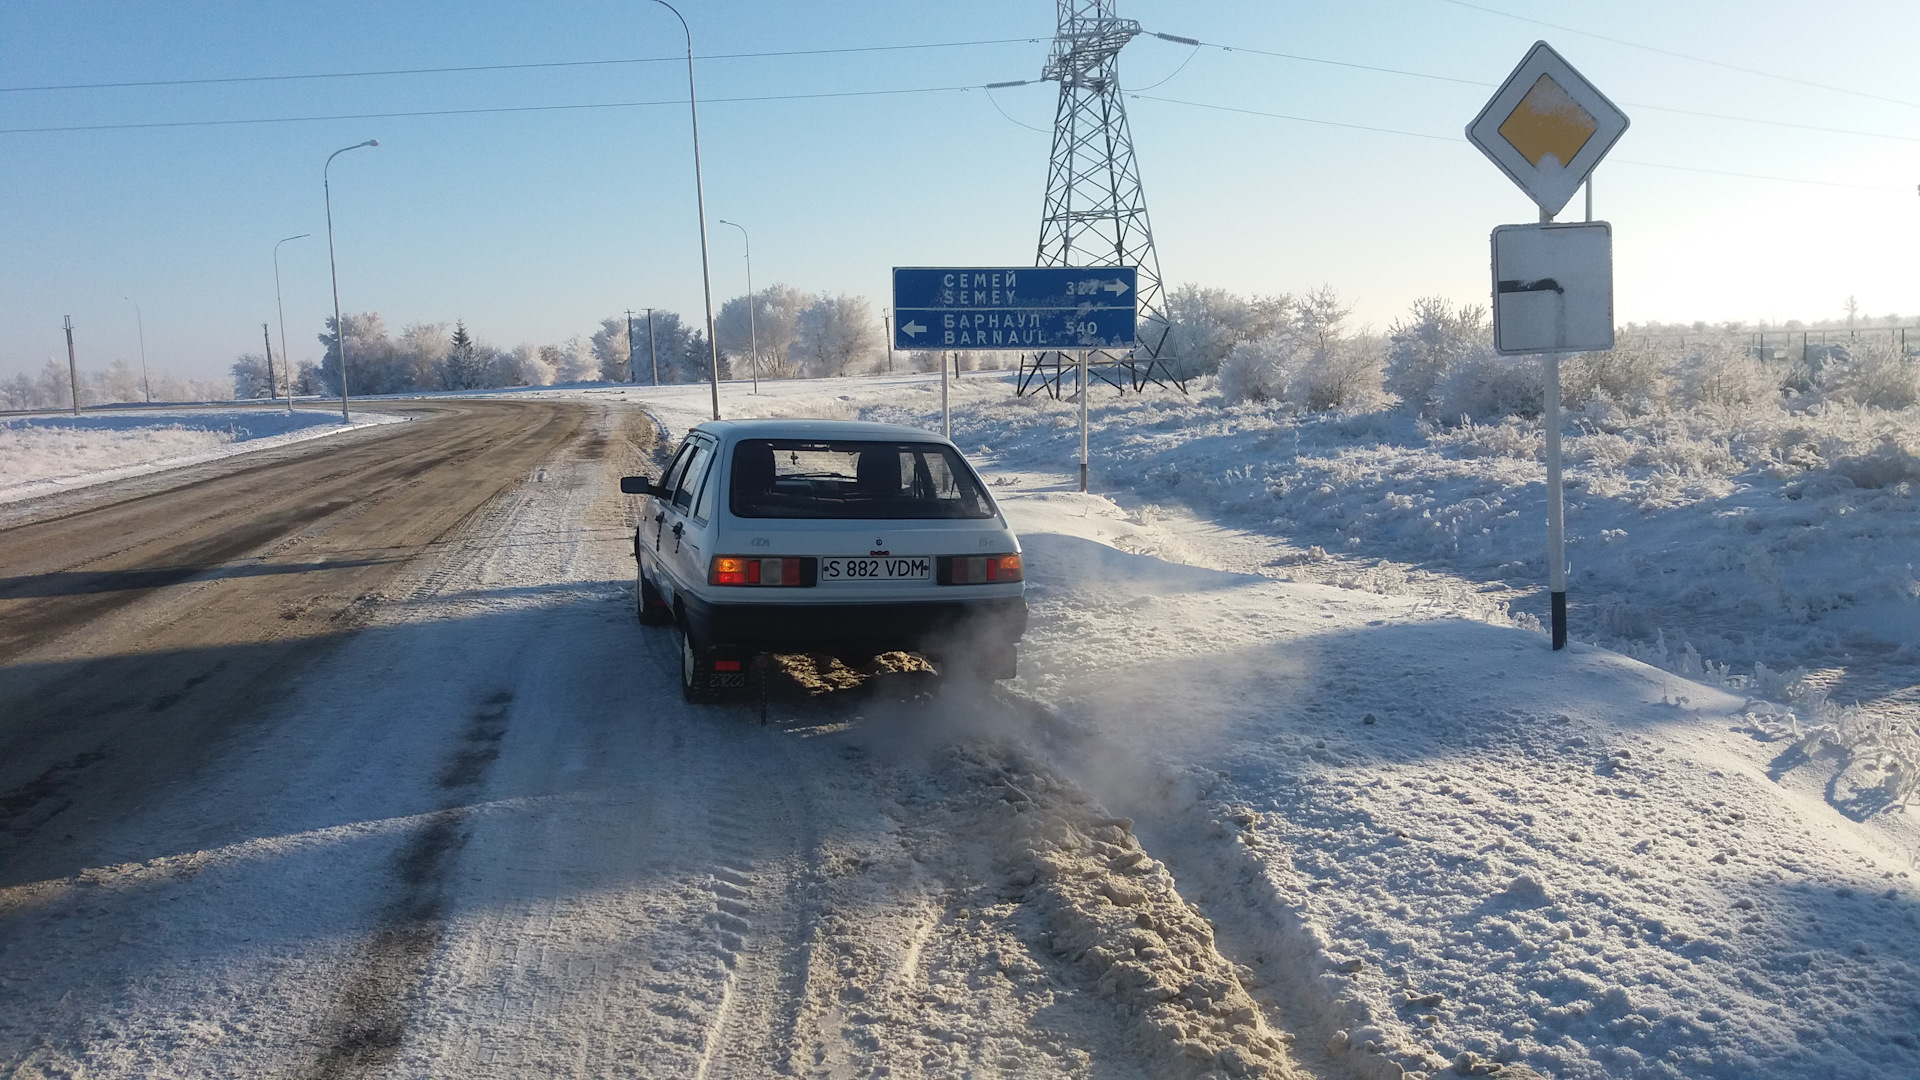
710,556,815,587
938,553,1023,585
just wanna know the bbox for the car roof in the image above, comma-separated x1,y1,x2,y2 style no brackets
691,418,956,446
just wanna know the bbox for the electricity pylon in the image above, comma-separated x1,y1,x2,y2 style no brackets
1018,0,1181,397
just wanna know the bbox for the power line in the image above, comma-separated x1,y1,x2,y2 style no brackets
3,63,1903,196
1129,94,1909,193
1139,31,1920,143
0,37,1044,94
1129,93,1457,143
0,84,982,135
1430,0,1920,110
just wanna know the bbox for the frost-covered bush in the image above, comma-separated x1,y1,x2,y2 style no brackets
1563,337,1675,415
1831,434,1920,489
1300,334,1387,411
1385,298,1490,413
1829,340,1920,410
1216,325,1384,411
1431,350,1544,422
1679,337,1779,412
1162,284,1293,380
1428,415,1542,459
1218,331,1308,405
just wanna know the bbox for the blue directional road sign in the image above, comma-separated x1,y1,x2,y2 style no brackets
891,266,1138,351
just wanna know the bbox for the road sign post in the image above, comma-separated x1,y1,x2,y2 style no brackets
1468,42,1628,651
894,266,1138,483
1078,351,1089,493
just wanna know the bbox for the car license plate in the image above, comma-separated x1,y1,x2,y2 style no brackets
820,556,931,581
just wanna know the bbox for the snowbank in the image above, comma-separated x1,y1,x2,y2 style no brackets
0,408,405,504
992,476,1919,1080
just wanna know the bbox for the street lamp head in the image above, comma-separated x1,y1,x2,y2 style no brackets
363,139,379,148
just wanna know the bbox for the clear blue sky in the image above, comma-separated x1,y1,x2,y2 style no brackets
3,0,1915,381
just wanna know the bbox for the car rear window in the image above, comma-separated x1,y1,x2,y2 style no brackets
729,439,995,520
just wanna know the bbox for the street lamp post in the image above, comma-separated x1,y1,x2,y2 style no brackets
324,140,378,423
648,0,722,421
123,297,151,403
646,307,659,385
274,233,311,412
717,218,757,393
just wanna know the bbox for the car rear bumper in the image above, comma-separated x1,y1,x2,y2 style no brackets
683,593,1027,657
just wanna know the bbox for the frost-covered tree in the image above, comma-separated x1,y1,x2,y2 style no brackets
718,284,811,380
1385,298,1491,413
794,293,881,376
231,353,274,399
291,359,322,396
503,343,555,386
1163,284,1293,380
100,359,145,403
550,335,597,383
394,321,450,390
439,320,491,390
317,312,400,395
1296,286,1352,353
591,316,634,382
625,310,696,384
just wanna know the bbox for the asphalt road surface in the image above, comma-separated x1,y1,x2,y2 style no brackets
0,398,1312,1080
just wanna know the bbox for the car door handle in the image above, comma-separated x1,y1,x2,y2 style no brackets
671,522,684,536
653,512,665,524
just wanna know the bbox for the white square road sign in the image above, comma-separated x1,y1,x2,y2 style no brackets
1467,41,1629,218
1491,222,1614,355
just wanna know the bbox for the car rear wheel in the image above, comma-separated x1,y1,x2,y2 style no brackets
679,622,729,704
638,572,671,625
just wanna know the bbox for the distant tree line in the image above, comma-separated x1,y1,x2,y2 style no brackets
225,285,914,399
1164,283,1920,418
1,358,230,411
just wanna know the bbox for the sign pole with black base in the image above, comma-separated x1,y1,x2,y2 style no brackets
1543,344,1568,649
1078,350,1090,493
1468,41,1629,651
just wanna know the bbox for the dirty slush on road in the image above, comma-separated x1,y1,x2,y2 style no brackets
0,401,1317,1079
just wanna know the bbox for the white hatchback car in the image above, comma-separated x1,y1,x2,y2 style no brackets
622,419,1027,701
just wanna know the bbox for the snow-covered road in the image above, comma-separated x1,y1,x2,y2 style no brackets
0,399,1311,1079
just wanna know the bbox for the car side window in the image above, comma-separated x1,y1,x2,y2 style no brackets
658,442,695,502
674,441,713,513
692,446,721,522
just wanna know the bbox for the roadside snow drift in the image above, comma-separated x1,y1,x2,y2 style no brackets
0,408,401,503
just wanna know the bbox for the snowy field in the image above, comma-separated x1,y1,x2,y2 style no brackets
529,373,1918,1078
0,407,402,504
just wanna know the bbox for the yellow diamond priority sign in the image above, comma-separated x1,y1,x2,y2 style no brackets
1468,42,1628,217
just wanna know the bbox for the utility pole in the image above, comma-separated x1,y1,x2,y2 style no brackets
883,313,894,373
125,298,152,403
625,309,637,382
646,307,659,385
63,317,81,415
262,323,277,402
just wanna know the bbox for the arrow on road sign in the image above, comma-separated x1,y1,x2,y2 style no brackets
901,319,927,338
1100,279,1129,296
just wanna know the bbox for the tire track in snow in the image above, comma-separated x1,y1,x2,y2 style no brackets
299,689,514,1079
689,735,817,1079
